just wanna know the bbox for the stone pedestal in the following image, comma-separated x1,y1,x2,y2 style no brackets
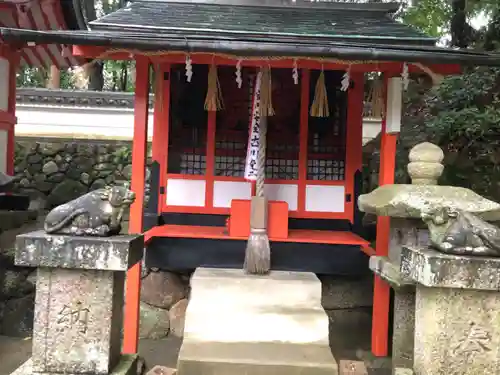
11,230,144,375
370,255,415,372
369,220,428,373
178,268,338,375
401,246,500,375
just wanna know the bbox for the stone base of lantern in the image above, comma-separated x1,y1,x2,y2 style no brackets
369,255,415,373
401,246,500,375
10,355,139,375
12,231,144,375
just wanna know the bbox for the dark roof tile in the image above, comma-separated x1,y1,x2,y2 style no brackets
91,1,435,46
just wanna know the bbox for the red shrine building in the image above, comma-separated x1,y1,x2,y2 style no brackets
2,0,500,360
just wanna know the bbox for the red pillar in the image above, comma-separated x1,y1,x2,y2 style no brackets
345,72,364,223
371,77,398,357
7,50,17,176
0,46,17,176
123,56,150,354
151,63,170,211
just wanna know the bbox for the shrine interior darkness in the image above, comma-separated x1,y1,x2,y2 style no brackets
167,65,347,182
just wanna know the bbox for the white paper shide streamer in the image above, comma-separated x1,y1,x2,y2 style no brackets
185,55,193,82
402,62,410,90
292,59,299,85
244,72,263,181
341,65,351,92
236,59,243,88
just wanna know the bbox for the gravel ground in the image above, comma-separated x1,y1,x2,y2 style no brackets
1,320,390,375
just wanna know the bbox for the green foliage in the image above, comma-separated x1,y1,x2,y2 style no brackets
112,145,132,164
16,67,47,88
402,0,452,39
422,67,500,200
60,70,77,90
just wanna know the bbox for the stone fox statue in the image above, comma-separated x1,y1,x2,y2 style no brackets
44,185,136,236
421,207,500,257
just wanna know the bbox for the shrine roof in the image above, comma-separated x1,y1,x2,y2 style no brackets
89,0,435,46
1,0,500,66
0,0,85,68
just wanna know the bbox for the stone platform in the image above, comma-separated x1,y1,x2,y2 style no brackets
178,268,338,375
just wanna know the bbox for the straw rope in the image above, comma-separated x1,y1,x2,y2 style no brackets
85,48,377,67
93,48,441,122
204,63,224,111
310,69,329,117
84,48,442,82
259,66,275,117
367,76,385,118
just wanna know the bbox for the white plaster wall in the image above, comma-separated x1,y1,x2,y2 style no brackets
16,103,380,143
213,181,252,208
15,105,154,140
0,58,9,112
0,130,7,173
363,118,382,145
166,179,206,207
305,185,345,213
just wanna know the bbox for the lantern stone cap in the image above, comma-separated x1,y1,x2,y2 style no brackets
358,184,500,221
358,141,500,221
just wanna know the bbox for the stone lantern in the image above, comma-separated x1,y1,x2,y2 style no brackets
359,142,500,375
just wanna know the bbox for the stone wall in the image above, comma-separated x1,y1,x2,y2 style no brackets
5,137,375,342
0,213,42,337
139,270,191,339
13,138,152,210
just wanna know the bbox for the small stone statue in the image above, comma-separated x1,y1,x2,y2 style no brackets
421,207,500,257
44,185,136,236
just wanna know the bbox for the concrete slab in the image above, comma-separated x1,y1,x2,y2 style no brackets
179,268,338,375
10,355,138,375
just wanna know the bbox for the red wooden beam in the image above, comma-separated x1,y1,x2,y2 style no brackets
72,46,462,75
152,63,171,212
0,46,18,176
38,0,71,68
371,77,397,357
345,72,364,223
18,3,50,68
0,111,16,130
7,52,17,175
0,5,33,67
123,56,150,355
298,69,310,213
205,111,216,208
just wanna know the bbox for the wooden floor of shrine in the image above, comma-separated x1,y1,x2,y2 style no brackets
145,225,373,254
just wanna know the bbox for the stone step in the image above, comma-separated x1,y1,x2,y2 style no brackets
178,268,338,375
189,268,322,309
178,341,338,375
184,308,328,344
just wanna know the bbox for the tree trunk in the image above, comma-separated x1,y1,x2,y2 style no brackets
88,61,105,91
46,65,61,89
450,0,469,48
484,9,500,51
83,0,104,90
120,61,128,91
